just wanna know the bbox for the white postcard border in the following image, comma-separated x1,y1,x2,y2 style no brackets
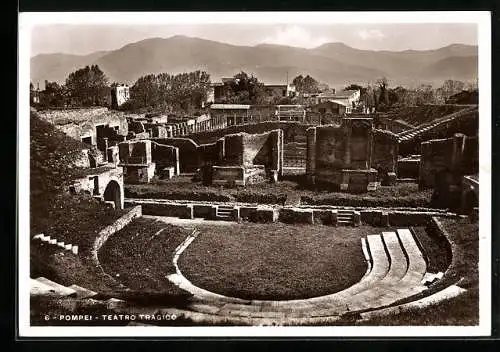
18,11,492,337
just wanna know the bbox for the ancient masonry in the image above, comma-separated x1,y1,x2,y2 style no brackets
306,118,398,192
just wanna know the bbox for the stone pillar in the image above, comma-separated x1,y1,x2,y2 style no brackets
331,210,338,227
174,147,180,175
452,133,466,173
367,129,373,169
217,138,225,162
306,127,317,183
343,125,351,168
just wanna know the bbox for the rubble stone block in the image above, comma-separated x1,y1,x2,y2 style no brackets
279,208,314,224
382,172,397,186
250,207,278,223
353,211,361,226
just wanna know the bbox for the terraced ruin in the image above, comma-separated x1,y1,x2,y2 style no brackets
28,103,480,327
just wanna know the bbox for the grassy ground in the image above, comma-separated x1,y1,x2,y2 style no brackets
178,223,376,300
30,242,123,295
357,287,479,326
99,217,191,292
438,217,479,289
30,216,193,311
412,225,451,273
126,174,434,208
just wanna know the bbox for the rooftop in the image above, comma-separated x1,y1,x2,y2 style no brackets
210,104,251,110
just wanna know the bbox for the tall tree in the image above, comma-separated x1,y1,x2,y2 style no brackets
292,74,320,94
128,70,211,113
220,71,266,105
65,65,109,106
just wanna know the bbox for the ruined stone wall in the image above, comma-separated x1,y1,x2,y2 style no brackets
461,137,479,175
315,126,348,171
151,141,180,175
419,134,477,190
37,107,110,124
189,121,312,145
118,140,152,164
197,142,220,166
128,120,146,134
242,133,271,166
222,134,244,166
372,129,399,178
153,138,200,172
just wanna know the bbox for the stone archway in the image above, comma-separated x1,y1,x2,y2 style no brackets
103,180,122,210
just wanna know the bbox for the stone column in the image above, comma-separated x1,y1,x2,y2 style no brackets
306,127,317,184
366,129,373,169
343,125,351,169
174,147,180,175
452,133,466,173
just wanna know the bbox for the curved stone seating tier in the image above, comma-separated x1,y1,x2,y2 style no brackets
30,227,456,325
163,228,433,320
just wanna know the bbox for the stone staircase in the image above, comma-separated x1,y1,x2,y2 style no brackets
30,276,127,311
215,205,235,220
336,209,356,226
30,277,98,299
397,106,477,142
32,234,79,254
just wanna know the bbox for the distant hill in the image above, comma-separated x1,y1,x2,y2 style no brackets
30,51,109,88
30,35,478,88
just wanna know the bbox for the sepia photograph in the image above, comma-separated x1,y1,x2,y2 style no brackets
17,11,491,337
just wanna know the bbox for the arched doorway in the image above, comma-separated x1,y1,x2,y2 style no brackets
103,180,122,210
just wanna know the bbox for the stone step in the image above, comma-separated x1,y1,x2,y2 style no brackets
333,234,390,301
359,284,467,321
34,277,77,297
396,229,427,280
32,234,44,240
380,231,408,281
67,284,98,299
30,278,58,296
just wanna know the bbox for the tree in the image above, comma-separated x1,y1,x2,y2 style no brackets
39,80,66,107
415,84,436,105
435,79,465,103
219,71,266,105
375,77,389,107
292,74,320,94
65,65,109,106
128,70,211,113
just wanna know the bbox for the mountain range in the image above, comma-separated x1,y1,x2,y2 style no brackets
30,35,478,89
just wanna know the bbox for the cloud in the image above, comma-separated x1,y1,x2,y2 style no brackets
357,29,385,41
260,26,331,48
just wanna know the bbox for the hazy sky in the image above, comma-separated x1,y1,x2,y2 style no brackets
30,23,477,57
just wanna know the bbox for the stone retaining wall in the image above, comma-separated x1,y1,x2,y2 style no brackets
126,199,457,227
91,205,142,264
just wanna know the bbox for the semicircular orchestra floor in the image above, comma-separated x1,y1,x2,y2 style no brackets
177,223,372,301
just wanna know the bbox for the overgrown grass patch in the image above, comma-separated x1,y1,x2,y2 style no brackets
126,175,433,208
437,217,479,289
411,226,451,273
30,242,122,295
99,217,191,292
356,287,479,326
178,223,376,300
